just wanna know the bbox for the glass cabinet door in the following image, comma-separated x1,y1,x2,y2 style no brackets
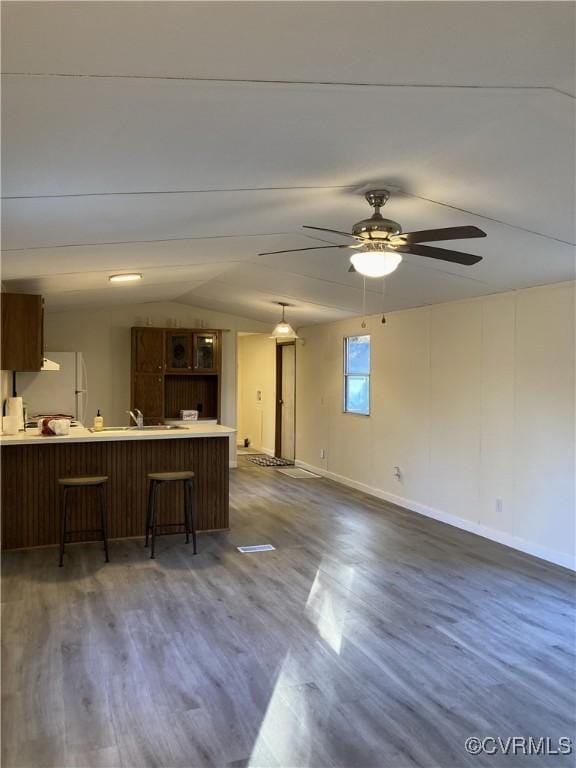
167,333,192,370
194,333,218,371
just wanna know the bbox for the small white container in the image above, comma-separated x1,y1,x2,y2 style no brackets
2,416,19,435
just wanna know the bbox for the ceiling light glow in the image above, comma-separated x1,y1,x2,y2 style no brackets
108,273,143,283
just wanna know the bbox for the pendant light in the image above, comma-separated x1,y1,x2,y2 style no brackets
270,302,299,340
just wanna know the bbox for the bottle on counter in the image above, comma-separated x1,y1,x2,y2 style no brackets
93,409,104,432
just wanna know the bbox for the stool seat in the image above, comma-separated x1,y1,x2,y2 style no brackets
58,476,108,486
147,471,194,482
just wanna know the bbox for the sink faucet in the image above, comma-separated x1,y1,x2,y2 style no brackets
127,409,144,429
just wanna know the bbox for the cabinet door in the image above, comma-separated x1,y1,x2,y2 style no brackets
133,374,164,417
166,332,193,371
133,328,164,373
193,333,219,372
1,294,44,371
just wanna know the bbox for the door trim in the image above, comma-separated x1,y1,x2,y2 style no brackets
274,341,295,458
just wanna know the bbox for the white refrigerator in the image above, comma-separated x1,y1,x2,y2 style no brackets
16,352,88,423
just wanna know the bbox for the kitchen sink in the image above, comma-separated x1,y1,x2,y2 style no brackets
89,425,188,433
88,426,133,432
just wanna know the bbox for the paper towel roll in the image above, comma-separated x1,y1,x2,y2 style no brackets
6,397,24,430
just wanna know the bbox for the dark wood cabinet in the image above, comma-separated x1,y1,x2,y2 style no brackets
131,327,222,422
1,293,44,371
133,327,165,372
133,373,164,418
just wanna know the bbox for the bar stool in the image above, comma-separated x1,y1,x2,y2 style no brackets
145,471,196,559
58,476,109,567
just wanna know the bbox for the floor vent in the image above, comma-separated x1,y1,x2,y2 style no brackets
237,544,276,553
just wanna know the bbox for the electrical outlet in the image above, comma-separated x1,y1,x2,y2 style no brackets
393,465,402,481
320,448,326,459
496,498,503,514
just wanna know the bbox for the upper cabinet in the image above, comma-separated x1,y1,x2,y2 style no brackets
133,327,165,372
1,293,44,371
194,332,219,372
165,331,221,372
166,332,193,372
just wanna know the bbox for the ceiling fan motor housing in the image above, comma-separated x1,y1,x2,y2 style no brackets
352,214,402,241
352,189,402,242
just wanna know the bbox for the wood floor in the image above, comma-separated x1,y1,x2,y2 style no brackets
2,460,575,767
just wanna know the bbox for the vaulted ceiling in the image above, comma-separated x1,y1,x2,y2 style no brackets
2,1,574,326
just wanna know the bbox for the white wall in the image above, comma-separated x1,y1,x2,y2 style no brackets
44,301,269,466
237,334,276,454
1,370,12,413
295,282,575,569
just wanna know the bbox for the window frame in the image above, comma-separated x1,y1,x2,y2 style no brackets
343,334,371,416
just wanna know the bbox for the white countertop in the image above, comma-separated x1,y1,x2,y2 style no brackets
0,423,236,446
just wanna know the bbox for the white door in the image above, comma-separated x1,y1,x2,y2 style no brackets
280,344,295,461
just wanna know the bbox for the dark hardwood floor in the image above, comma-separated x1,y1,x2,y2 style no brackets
2,459,575,767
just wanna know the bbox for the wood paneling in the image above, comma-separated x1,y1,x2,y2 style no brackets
1,437,229,549
1,293,44,371
164,375,218,420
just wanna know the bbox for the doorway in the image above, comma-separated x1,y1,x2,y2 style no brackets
275,342,296,461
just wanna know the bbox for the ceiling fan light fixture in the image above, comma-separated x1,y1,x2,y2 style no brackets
270,302,299,340
350,250,402,278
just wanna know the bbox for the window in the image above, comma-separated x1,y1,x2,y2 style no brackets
344,335,371,415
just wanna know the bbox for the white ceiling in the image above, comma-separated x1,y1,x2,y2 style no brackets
2,1,575,325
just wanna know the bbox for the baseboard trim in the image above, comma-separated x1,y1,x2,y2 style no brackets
295,460,575,571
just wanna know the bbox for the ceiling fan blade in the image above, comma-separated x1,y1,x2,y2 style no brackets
390,225,487,245
396,243,482,266
303,225,358,240
258,244,352,256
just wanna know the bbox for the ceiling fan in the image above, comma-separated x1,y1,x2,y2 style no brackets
259,189,486,278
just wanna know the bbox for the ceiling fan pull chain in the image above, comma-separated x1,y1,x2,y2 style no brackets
381,278,387,324
361,277,367,328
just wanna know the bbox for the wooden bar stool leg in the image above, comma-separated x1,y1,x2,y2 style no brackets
100,484,110,563
144,479,154,548
186,479,197,555
150,481,159,559
183,479,190,544
59,486,69,567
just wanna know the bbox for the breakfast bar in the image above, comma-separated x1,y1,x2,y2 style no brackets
1,424,235,550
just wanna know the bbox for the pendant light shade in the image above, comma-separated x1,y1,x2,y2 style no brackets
350,250,402,278
270,302,299,340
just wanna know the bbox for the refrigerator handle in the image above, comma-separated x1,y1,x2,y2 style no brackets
79,355,89,425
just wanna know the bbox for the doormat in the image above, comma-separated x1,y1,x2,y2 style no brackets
237,544,276,553
276,467,322,479
246,455,294,467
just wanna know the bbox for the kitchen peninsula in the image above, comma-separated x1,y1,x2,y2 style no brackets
1,423,235,550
